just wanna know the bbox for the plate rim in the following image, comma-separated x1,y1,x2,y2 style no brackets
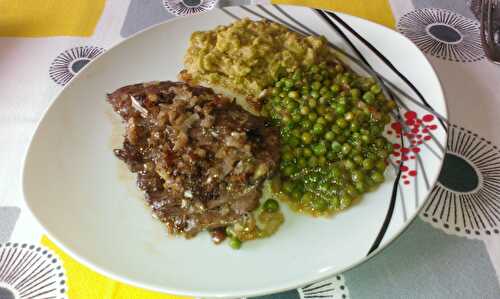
21,4,449,298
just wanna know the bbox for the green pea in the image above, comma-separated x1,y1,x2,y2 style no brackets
291,112,302,122
319,87,328,97
302,120,312,129
311,81,321,91
313,142,327,156
361,134,371,144
310,65,320,74
342,143,352,155
366,152,377,161
337,135,346,144
353,155,364,165
371,171,384,184
229,237,242,249
288,91,300,99
303,148,313,157
363,91,375,104
331,141,342,153
298,158,307,168
336,104,346,115
263,198,280,213
310,90,320,99
325,113,335,122
284,79,294,89
307,98,317,108
317,105,327,115
336,118,348,129
308,112,318,122
300,105,310,115
355,181,366,193
341,75,351,85
351,170,364,182
344,112,354,121
324,131,335,141
330,84,341,94
316,116,327,125
313,123,324,135
344,159,355,170
338,96,347,105
350,88,361,98
326,151,336,161
331,125,342,134
370,84,382,94
362,159,374,170
301,132,313,144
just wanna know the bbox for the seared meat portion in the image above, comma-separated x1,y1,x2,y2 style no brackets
107,81,280,238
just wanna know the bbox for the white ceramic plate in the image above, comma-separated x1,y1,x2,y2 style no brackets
23,5,448,298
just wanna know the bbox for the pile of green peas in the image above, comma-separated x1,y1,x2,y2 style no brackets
262,62,396,216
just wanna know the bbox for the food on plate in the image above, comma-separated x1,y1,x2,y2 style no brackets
182,19,396,217
107,18,397,248
182,18,339,108
264,63,395,215
107,81,284,247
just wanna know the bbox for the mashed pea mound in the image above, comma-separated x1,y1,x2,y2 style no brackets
183,18,340,98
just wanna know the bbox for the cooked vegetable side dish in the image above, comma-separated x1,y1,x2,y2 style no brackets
108,18,396,248
183,19,339,98
264,63,395,216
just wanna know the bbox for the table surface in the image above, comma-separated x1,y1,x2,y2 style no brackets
1,0,500,298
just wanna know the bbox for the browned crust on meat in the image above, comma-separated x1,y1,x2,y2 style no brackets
107,81,279,238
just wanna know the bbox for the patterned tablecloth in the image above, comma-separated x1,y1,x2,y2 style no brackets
1,0,500,298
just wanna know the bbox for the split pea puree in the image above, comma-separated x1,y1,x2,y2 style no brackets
184,18,340,97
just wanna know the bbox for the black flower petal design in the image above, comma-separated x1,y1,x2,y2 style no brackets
421,124,500,237
398,8,484,62
0,243,67,299
249,275,348,299
49,46,104,86
162,0,217,16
